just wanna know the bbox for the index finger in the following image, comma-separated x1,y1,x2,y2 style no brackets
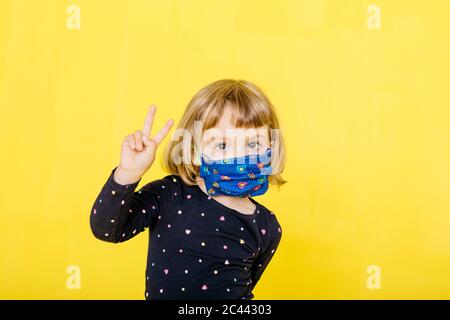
142,104,156,137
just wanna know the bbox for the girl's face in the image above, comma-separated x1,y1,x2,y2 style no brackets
201,105,270,161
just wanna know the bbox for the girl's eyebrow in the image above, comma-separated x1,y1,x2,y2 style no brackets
204,135,221,144
204,130,267,144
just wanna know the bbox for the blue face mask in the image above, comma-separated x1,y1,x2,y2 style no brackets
199,147,272,198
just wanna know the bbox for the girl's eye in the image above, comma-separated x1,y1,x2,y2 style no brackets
248,141,260,149
215,142,228,151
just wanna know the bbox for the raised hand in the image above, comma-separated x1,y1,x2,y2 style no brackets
114,105,174,185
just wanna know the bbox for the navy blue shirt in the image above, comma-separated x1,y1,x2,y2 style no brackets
90,166,282,300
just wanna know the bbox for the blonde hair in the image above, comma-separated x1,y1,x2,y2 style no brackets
162,79,287,187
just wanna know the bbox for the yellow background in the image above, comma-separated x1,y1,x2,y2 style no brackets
1,0,450,299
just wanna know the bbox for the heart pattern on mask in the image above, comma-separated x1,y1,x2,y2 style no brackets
237,181,248,189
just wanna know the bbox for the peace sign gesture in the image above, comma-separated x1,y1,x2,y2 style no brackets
114,105,174,185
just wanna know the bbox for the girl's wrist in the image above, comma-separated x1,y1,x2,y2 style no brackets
114,165,142,185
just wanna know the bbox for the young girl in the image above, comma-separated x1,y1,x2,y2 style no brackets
90,79,286,300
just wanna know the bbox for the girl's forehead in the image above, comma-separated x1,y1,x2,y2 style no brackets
199,102,270,141
202,126,269,142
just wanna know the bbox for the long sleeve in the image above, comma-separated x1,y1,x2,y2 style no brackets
89,166,173,243
249,222,282,292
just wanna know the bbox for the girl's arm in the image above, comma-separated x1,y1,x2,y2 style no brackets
89,105,174,243
89,166,171,243
250,222,283,292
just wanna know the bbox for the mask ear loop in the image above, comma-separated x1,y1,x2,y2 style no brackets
257,147,272,176
255,147,271,162
193,138,210,166
201,153,214,165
